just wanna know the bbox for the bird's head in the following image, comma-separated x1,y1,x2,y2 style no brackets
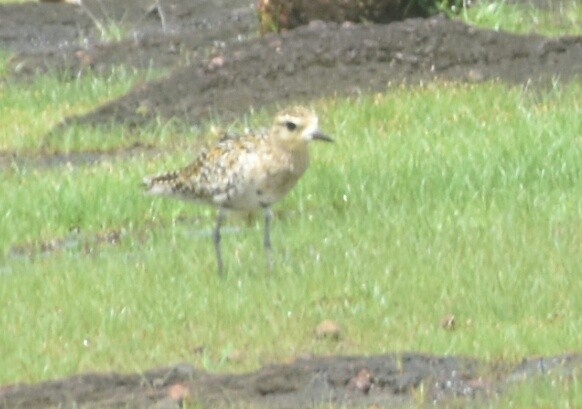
271,106,333,150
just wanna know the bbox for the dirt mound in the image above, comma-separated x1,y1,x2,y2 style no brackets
2,0,580,132
58,16,582,130
2,353,579,408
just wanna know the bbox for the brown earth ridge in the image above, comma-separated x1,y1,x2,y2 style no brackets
1,0,581,130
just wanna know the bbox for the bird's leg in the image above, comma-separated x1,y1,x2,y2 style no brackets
263,207,273,272
213,209,226,277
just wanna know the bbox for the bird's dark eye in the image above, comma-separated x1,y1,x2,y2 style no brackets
285,121,297,131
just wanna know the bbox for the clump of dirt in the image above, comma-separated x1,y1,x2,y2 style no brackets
1,353,579,408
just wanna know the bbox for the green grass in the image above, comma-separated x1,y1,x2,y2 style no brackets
475,376,580,409
461,0,582,36
1,82,581,390
0,67,156,153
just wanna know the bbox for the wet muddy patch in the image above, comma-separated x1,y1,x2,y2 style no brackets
1,353,579,408
0,143,158,171
8,228,124,262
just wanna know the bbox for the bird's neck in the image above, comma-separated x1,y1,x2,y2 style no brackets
274,138,308,154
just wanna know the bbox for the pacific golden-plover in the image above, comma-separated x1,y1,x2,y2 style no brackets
143,106,333,276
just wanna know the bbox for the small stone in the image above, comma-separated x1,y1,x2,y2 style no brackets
167,383,190,402
208,56,225,70
315,320,342,340
347,368,375,394
467,69,484,82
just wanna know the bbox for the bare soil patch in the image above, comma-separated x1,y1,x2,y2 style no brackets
52,15,582,131
2,0,581,132
0,0,580,407
1,353,580,408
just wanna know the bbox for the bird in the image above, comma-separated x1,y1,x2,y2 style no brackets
143,106,333,276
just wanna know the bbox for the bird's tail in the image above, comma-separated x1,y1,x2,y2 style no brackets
142,171,181,196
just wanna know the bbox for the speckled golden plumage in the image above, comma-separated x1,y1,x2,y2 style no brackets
143,106,332,276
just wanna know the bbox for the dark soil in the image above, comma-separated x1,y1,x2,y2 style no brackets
2,0,581,131
51,15,582,131
0,0,580,407
1,353,580,408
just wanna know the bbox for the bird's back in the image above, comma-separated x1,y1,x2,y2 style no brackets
144,132,304,210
